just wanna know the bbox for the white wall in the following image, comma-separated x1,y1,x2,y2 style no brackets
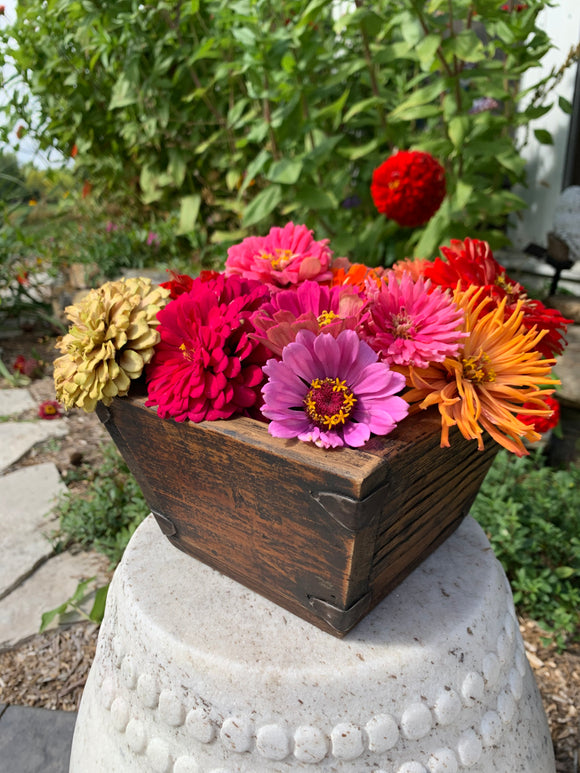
509,2,580,249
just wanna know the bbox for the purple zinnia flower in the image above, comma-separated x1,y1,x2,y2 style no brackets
261,329,409,449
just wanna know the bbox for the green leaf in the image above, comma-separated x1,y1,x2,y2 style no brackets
534,129,553,145
89,583,109,623
448,116,470,148
414,205,448,259
558,96,573,115
109,75,138,109
336,137,382,161
415,34,441,70
554,567,575,580
343,96,383,123
297,0,328,27
177,194,201,235
240,149,271,195
232,27,255,46
294,186,337,210
242,185,283,227
313,88,350,124
40,604,67,633
453,180,473,211
389,80,444,119
168,150,186,188
266,158,303,185
446,30,486,63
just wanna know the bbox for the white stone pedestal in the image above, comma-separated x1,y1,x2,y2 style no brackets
70,515,555,773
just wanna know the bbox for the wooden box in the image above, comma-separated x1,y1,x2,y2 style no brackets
96,395,498,637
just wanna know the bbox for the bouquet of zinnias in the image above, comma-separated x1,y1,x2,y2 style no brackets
54,223,569,457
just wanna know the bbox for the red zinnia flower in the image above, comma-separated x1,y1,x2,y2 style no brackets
517,395,560,434
160,270,195,299
370,150,446,228
146,274,271,422
71,144,78,158
424,238,571,359
38,400,62,420
81,181,92,199
13,355,41,378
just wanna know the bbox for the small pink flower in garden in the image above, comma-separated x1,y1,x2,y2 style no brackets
146,231,160,247
251,280,367,357
146,274,270,422
225,222,333,288
261,329,409,449
38,400,62,419
105,221,118,233
363,273,466,368
469,97,499,114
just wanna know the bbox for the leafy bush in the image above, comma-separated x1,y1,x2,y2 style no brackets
53,442,149,566
1,0,573,265
471,450,580,647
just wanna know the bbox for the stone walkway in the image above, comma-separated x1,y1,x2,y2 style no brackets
0,387,109,650
0,385,109,773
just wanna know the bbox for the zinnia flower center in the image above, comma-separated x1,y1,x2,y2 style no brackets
179,342,196,362
304,377,357,429
43,405,57,415
317,310,339,327
462,352,496,383
391,311,414,339
262,248,294,270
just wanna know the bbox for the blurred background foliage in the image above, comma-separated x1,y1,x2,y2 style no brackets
0,0,574,274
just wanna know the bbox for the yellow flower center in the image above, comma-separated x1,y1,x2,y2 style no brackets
44,405,57,415
391,311,413,339
304,377,357,429
317,310,339,327
263,248,294,270
462,352,496,383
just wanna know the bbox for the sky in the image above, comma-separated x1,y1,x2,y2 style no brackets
0,0,64,168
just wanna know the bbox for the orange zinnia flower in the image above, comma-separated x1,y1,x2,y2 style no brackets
402,287,559,456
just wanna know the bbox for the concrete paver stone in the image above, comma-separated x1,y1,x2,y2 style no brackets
0,704,77,773
0,463,67,599
0,549,110,649
0,387,36,417
0,420,67,474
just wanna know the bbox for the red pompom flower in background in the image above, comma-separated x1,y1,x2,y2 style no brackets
371,150,446,228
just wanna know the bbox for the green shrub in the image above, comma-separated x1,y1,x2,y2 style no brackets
1,1,573,264
471,450,580,647
53,442,149,566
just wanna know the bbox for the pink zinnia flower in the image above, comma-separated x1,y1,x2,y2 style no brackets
251,280,367,357
261,329,409,449
389,258,432,281
364,273,466,368
146,274,270,422
225,222,333,287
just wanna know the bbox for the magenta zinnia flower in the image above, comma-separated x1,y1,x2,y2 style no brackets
251,280,367,357
363,273,466,368
146,274,270,422
261,329,409,449
225,222,333,287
